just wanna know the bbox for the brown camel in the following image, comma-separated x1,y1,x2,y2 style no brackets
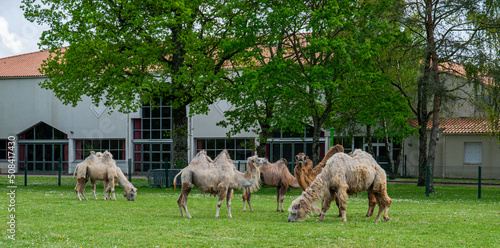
73,151,137,201
294,145,377,218
174,150,265,219
242,158,301,212
293,144,345,191
288,149,392,222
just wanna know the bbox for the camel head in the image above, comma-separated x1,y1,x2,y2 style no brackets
287,197,309,222
124,186,137,201
294,153,308,165
247,155,268,167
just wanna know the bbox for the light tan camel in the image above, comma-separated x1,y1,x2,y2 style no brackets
287,149,392,222
294,145,377,218
242,158,301,212
174,150,264,219
73,151,137,201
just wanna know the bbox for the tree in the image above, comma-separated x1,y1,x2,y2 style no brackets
229,0,402,164
400,0,500,191
22,0,258,167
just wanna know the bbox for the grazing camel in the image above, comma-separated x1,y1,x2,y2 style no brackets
294,145,377,218
242,158,301,212
73,151,137,201
174,150,265,219
288,150,392,222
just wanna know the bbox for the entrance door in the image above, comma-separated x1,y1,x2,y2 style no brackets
18,122,69,172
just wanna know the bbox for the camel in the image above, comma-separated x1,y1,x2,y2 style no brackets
287,149,392,222
293,144,345,191
73,151,137,201
294,145,377,218
174,150,264,219
242,158,301,212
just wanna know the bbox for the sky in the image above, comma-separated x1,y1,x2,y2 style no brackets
0,0,47,58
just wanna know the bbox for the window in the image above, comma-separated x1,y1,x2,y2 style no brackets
464,142,482,164
19,122,66,140
75,139,126,160
197,138,254,161
18,122,68,172
134,143,171,172
134,102,172,140
0,140,7,160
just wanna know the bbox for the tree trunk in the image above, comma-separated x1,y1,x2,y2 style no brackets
366,125,374,157
312,122,322,165
256,125,270,157
172,105,188,169
383,121,395,178
391,141,403,180
417,124,428,186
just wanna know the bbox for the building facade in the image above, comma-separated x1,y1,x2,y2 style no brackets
1,51,498,179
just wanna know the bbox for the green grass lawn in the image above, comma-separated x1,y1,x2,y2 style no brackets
1,176,499,247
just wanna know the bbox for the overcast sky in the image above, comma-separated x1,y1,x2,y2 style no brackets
0,0,47,58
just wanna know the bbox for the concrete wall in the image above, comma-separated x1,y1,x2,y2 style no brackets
0,77,135,173
403,133,500,179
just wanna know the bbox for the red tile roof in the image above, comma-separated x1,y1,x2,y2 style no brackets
0,50,49,78
409,118,494,134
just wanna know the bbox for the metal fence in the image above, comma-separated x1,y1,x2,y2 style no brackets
146,169,182,188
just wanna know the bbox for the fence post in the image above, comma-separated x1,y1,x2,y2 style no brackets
425,165,430,197
478,166,482,199
164,159,168,188
58,157,62,186
24,157,27,186
128,158,132,182
330,127,335,147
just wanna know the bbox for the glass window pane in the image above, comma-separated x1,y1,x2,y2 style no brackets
152,144,161,151
151,107,161,118
152,153,161,162
45,145,53,161
142,119,150,130
272,144,280,162
206,139,215,149
92,140,101,150
162,106,171,117
142,107,150,118
143,131,150,139
282,143,292,163
162,120,171,130
151,119,161,129
354,137,364,149
101,140,110,150
226,140,235,149
207,150,216,160
216,139,225,149
151,131,161,139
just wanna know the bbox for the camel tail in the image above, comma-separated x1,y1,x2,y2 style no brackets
173,168,186,191
73,163,79,179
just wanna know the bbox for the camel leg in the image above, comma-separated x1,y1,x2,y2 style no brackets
103,181,109,200
278,186,287,212
91,179,98,200
226,188,234,218
317,190,335,222
374,192,392,222
366,192,377,217
337,188,348,222
335,194,342,217
75,178,88,201
108,179,116,201
215,184,228,219
242,190,253,212
177,182,192,218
